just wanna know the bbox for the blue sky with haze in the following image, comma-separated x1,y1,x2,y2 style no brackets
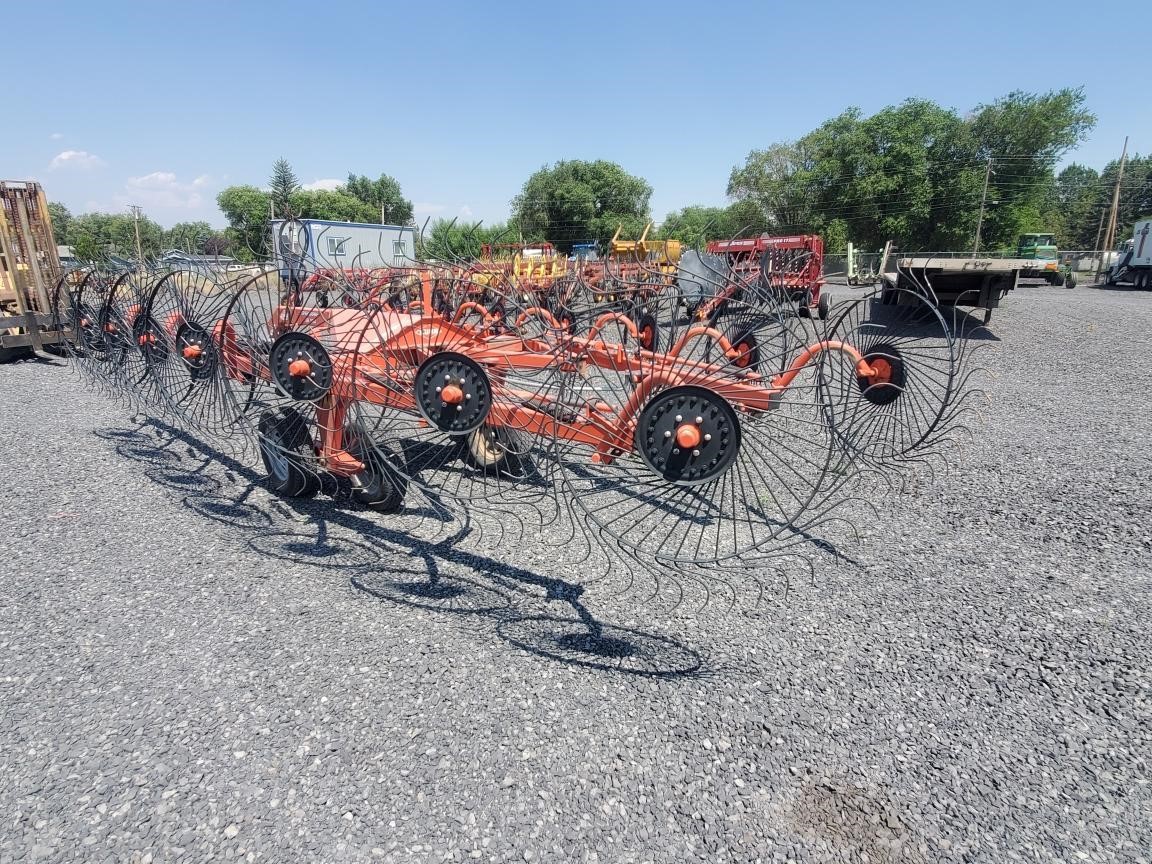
6,0,1143,229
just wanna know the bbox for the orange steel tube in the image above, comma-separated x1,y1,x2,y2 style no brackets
668,325,740,361
514,307,562,330
452,302,495,325
586,312,639,343
771,340,876,390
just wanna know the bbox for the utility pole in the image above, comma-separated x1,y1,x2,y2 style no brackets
1096,136,1128,283
972,156,993,257
128,204,144,266
1091,206,1106,274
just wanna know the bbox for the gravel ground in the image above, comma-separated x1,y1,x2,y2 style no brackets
1,282,1149,863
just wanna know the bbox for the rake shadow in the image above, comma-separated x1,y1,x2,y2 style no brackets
95,419,709,680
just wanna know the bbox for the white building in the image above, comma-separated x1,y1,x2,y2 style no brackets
271,219,417,284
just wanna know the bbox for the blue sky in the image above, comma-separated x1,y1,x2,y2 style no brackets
6,0,1142,229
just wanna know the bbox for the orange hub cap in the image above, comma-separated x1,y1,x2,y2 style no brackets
288,358,312,378
675,424,702,449
182,344,203,360
867,357,893,385
441,384,465,405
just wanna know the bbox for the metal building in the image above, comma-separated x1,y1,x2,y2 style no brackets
271,219,417,283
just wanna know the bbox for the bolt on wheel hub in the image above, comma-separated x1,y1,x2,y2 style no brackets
414,352,492,434
635,385,741,485
269,332,333,401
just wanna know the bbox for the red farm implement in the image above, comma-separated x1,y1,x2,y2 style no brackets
56,234,972,572
699,234,827,322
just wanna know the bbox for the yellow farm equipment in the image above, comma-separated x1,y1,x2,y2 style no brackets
1,181,66,360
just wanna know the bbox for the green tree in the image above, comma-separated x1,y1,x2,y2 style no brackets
269,158,299,215
512,160,652,253
344,173,414,224
970,88,1095,248
217,185,272,259
1049,164,1102,248
69,212,163,261
726,90,1096,253
164,221,214,252
658,206,733,245
418,219,524,261
1103,154,1152,245
727,140,822,236
288,188,378,223
47,202,72,246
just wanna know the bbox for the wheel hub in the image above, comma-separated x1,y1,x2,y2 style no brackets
635,385,741,485
269,332,333,401
856,343,906,405
176,322,215,379
414,352,492,434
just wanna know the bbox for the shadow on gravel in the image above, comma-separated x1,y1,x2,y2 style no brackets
94,422,707,679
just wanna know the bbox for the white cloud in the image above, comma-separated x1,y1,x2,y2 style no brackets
50,132,64,140
123,172,213,209
459,205,473,219
49,150,104,170
303,178,342,191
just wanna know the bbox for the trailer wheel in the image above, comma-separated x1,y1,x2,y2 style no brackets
258,408,320,499
982,308,993,325
351,449,406,512
817,291,830,321
463,425,528,479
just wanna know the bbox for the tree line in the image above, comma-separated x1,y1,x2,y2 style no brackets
49,90,1150,263
48,159,416,262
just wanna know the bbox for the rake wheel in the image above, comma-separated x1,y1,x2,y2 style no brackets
269,332,333,402
821,287,956,460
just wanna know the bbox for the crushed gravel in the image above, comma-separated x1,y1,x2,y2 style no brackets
1,281,1149,863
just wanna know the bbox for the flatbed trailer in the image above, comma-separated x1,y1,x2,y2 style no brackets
882,256,1028,324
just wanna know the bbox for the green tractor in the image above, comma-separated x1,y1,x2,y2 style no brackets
1016,233,1076,288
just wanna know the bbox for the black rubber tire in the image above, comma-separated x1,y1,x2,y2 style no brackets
817,291,830,321
461,425,528,479
724,324,760,371
634,311,659,352
257,408,320,498
351,449,406,512
1066,272,1077,289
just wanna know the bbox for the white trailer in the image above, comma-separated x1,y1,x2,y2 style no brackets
1106,220,1152,290
272,219,417,285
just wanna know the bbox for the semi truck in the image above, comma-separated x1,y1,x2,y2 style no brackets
1105,220,1152,290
